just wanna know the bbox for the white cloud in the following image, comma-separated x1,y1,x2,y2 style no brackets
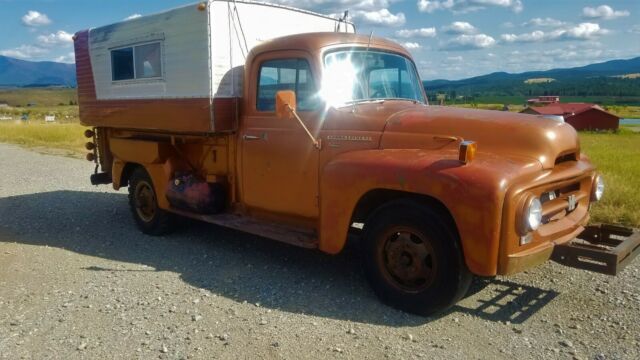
124,14,142,21
502,45,622,71
442,21,477,34
54,52,76,64
37,31,74,47
447,55,463,62
0,45,49,59
440,33,496,50
351,9,405,26
501,23,609,43
21,10,52,27
564,23,609,39
630,25,640,34
418,0,523,14
582,5,629,20
403,42,421,49
396,27,437,38
523,17,566,28
500,31,545,43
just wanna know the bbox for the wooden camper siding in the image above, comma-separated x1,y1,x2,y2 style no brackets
74,30,97,122
89,4,211,100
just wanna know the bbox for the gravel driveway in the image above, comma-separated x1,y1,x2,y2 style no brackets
0,143,638,359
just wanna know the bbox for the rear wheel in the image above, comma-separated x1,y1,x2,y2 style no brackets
362,200,471,316
128,167,174,235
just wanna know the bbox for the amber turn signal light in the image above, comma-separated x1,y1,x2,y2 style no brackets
459,141,477,164
84,129,95,138
197,2,207,11
86,153,96,162
85,142,96,151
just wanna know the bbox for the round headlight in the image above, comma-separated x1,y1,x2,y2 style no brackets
524,197,543,232
592,175,604,202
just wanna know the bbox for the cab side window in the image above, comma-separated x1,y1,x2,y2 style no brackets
257,59,318,112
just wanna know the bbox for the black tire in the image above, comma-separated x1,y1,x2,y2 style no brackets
128,166,174,236
361,200,472,316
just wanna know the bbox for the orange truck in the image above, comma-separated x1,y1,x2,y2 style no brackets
74,1,639,315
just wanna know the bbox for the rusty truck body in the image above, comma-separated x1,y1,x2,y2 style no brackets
75,0,639,315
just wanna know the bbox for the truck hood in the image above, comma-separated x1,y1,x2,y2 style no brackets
380,106,580,169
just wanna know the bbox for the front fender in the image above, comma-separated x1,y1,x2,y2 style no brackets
319,148,542,276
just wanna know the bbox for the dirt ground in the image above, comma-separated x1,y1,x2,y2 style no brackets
0,143,638,360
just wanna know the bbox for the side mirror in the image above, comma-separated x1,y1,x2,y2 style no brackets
275,90,296,120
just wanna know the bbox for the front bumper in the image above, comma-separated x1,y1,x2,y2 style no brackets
551,224,640,275
498,160,595,274
502,224,639,276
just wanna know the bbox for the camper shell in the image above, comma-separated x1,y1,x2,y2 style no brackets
74,0,354,133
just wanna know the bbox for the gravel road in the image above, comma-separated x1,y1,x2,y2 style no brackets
0,143,639,360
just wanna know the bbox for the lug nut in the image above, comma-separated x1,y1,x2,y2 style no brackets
86,153,96,162
85,142,96,151
84,129,95,138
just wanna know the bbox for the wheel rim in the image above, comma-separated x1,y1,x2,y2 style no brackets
380,226,437,292
134,181,156,223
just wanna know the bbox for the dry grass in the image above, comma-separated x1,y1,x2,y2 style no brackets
524,78,556,84
604,105,640,119
0,105,79,123
0,122,88,157
612,73,640,79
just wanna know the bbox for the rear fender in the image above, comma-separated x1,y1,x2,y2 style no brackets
108,138,176,210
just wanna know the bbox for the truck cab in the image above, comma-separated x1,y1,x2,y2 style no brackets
75,2,639,316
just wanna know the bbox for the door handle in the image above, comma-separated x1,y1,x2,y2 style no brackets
243,134,262,141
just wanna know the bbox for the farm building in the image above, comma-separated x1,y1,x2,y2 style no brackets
521,103,620,131
526,95,559,106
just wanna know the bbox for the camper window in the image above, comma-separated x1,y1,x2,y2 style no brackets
111,47,134,81
111,42,162,81
135,43,162,79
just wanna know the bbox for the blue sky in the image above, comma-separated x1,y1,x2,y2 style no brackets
0,0,638,80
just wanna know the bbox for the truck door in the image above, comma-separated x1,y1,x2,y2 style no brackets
240,54,322,220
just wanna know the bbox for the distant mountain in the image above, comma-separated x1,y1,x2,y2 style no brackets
0,56,76,87
424,57,640,98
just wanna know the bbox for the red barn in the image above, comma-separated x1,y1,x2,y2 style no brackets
521,103,620,131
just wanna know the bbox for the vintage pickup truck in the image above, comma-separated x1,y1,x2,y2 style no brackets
75,0,639,315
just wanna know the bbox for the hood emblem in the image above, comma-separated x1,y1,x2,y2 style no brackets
327,135,372,142
567,194,577,211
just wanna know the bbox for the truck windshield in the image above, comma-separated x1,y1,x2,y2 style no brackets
321,50,425,107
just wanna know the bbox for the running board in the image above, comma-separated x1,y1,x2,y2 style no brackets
168,208,318,249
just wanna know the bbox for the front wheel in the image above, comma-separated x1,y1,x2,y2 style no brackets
361,200,472,316
128,167,174,236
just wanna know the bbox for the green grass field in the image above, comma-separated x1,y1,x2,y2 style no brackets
0,122,638,227
581,129,640,227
